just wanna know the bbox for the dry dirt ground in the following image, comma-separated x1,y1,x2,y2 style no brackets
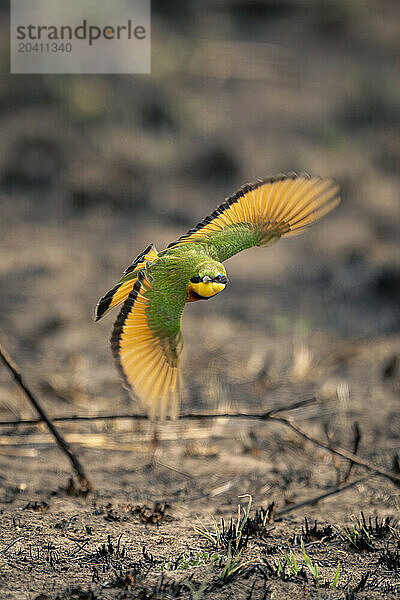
0,2,399,599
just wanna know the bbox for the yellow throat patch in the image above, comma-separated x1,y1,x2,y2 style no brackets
187,280,226,302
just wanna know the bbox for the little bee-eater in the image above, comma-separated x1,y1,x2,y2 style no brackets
96,173,340,419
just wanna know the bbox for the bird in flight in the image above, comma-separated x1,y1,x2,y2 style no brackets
95,173,340,419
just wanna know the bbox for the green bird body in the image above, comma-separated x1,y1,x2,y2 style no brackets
96,173,340,419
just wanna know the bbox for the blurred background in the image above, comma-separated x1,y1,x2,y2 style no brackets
0,1,399,494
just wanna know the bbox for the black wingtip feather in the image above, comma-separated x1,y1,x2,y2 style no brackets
110,272,145,388
123,243,154,275
95,284,119,322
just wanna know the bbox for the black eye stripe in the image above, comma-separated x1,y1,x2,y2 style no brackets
190,275,227,284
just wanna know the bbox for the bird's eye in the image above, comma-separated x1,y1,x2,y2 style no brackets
215,274,222,282
190,275,201,283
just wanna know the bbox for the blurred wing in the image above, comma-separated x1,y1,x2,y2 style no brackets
95,244,158,322
111,271,185,420
167,174,340,261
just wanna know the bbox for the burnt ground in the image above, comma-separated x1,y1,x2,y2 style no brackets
0,2,399,599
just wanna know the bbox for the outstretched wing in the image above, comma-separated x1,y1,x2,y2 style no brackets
167,174,340,262
95,244,158,322
110,270,186,420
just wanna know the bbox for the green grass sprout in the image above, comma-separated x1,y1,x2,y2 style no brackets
330,562,340,588
301,540,319,583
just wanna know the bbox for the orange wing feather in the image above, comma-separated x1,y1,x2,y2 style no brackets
110,272,182,420
167,174,340,250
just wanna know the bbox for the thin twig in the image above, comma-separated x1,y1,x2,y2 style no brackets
324,422,343,486
0,342,92,493
270,415,400,485
342,422,361,484
0,396,317,427
276,475,370,517
1,537,23,555
0,414,149,426
69,539,90,557
0,385,398,486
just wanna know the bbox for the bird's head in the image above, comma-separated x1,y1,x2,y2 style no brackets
187,262,228,301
